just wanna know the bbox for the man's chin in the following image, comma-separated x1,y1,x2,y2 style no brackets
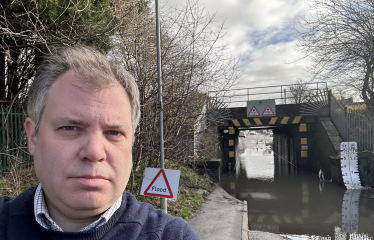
67,192,113,211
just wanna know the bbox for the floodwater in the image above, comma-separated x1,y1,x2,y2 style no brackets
220,134,374,239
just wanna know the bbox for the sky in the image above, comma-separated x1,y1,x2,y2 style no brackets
162,0,313,104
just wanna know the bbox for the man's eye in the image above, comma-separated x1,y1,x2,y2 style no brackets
108,131,121,136
63,126,77,131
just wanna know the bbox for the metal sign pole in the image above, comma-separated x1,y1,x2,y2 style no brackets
155,0,167,212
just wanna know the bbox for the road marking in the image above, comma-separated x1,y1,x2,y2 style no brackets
229,151,234,157
230,182,235,189
283,216,292,224
257,215,265,223
301,138,307,144
229,140,234,146
248,215,254,222
272,215,281,224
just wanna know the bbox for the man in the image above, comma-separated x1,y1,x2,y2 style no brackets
0,45,201,239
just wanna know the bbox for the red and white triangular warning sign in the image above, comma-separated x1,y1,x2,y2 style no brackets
140,168,180,199
262,105,275,116
143,169,173,198
248,106,260,117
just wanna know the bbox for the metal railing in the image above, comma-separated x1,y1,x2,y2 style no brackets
208,82,328,107
0,105,32,175
329,93,374,152
346,109,374,152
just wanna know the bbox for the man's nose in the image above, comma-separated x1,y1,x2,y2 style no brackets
80,132,106,162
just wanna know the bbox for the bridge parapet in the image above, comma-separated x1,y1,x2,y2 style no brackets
226,104,304,127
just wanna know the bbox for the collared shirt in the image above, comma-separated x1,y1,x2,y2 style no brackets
34,184,122,232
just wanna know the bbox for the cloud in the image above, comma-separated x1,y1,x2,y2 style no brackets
162,0,311,89
239,41,309,86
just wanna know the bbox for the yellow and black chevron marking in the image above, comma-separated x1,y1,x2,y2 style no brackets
300,124,308,158
228,127,235,164
229,116,304,127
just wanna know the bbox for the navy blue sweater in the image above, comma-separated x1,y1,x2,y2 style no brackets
0,187,201,240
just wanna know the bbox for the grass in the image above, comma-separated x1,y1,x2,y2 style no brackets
0,164,38,197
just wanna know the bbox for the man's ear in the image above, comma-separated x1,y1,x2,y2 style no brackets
24,117,37,156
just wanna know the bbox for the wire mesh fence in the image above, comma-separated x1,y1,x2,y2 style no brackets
0,105,32,175
346,109,374,152
329,93,374,152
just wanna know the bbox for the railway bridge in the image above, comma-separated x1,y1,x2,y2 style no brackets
210,83,344,179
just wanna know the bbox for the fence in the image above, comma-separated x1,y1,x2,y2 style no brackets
0,105,32,175
329,93,374,152
346,109,374,152
208,82,328,107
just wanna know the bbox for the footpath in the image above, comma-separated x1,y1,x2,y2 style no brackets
188,186,286,240
188,186,248,240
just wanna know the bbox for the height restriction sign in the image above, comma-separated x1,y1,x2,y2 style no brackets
247,99,276,117
248,106,260,116
262,105,275,116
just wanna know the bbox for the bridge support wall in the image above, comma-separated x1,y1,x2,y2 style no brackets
306,117,340,181
219,127,239,173
273,125,299,169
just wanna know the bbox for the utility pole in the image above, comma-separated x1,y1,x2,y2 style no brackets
155,0,167,212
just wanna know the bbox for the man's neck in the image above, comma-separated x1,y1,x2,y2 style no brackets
43,195,104,232
46,201,102,232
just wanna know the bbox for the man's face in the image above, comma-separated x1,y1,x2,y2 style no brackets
25,70,133,217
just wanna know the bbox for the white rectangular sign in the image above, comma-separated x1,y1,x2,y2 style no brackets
247,99,276,117
140,168,181,200
340,142,361,189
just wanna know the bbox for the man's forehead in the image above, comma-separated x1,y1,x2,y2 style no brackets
48,70,127,103
52,70,119,92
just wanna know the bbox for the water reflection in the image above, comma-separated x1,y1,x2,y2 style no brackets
221,136,374,239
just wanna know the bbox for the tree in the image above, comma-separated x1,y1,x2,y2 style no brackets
285,79,313,104
110,0,240,170
297,0,374,111
0,0,130,104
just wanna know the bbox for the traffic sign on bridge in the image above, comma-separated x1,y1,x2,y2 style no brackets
247,99,276,117
248,106,260,116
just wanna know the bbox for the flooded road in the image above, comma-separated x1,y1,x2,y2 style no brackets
220,134,374,239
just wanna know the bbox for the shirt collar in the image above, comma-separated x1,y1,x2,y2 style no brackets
33,183,122,232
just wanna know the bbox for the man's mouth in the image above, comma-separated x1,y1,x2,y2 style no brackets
74,175,107,187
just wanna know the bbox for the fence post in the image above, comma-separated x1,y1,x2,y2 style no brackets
328,90,332,118
344,106,348,142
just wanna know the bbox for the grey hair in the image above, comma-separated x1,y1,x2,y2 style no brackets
27,45,140,135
